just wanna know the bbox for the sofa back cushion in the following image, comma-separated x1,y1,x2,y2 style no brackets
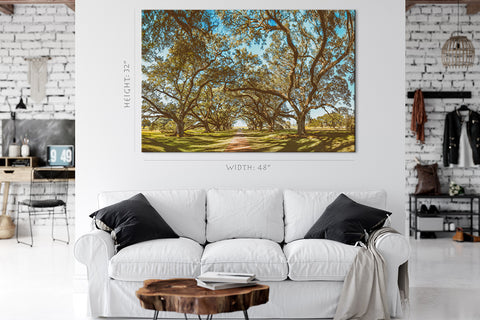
284,190,387,243
206,189,284,242
98,189,206,244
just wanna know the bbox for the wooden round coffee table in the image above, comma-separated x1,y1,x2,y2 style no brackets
136,278,269,320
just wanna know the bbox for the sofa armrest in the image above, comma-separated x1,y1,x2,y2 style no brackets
374,232,410,318
74,229,115,317
75,229,115,265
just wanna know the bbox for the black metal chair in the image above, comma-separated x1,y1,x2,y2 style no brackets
16,167,70,246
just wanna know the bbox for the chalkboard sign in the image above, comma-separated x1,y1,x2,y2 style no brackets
2,120,75,165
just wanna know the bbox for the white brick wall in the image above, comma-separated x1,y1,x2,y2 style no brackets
0,4,75,224
406,4,480,230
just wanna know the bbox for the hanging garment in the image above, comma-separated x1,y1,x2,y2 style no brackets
411,89,427,143
27,57,49,103
452,112,476,168
443,109,480,167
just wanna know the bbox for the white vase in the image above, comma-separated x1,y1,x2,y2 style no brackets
8,144,20,157
21,144,30,157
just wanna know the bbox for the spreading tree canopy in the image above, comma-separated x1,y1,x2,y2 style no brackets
142,10,355,136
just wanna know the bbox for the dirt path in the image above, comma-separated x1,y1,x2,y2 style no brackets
225,129,252,152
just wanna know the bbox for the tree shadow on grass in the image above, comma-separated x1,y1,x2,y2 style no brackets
142,131,236,152
244,129,354,152
141,129,354,152
279,131,355,152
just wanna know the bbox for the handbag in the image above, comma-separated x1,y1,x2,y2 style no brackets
415,163,441,195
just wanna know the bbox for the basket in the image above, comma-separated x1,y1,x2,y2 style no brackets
0,214,15,239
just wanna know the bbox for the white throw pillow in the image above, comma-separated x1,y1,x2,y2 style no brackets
206,189,284,242
283,190,387,243
98,189,206,244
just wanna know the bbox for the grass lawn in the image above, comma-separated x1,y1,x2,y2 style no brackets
142,128,355,152
244,129,355,152
142,129,236,152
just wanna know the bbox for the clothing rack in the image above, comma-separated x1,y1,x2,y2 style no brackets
406,91,471,99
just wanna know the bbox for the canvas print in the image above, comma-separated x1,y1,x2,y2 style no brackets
142,10,355,152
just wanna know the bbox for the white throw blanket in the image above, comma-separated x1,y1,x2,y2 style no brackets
334,227,409,320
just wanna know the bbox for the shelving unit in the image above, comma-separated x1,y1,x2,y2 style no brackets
0,156,75,215
409,194,480,239
0,156,39,168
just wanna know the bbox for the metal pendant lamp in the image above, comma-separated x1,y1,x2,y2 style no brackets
442,0,475,68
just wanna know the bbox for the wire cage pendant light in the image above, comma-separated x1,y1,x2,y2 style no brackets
441,0,475,68
442,33,475,68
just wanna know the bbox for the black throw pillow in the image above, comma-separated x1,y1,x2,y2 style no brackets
324,220,368,245
89,193,178,251
304,193,391,245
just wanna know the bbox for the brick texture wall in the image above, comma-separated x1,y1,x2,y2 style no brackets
0,4,75,224
406,4,479,230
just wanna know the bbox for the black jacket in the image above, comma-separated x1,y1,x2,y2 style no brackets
443,110,480,167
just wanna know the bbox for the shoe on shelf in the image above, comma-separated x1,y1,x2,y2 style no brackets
452,227,464,242
420,204,428,214
420,231,436,239
428,205,439,214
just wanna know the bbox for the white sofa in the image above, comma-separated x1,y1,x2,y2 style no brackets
74,189,410,319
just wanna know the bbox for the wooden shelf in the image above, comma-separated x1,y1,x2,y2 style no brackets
0,157,74,181
0,157,39,168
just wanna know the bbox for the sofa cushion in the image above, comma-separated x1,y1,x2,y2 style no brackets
108,237,203,281
98,189,206,244
284,190,387,243
201,239,288,281
206,189,284,242
284,239,361,281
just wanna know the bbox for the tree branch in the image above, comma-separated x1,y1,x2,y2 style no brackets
142,95,178,122
266,10,299,100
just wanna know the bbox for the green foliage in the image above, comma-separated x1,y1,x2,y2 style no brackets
309,110,354,130
142,118,151,129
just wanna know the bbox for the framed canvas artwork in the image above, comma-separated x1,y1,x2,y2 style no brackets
141,10,355,152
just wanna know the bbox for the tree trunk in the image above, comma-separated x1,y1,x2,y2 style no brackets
297,113,306,135
269,120,275,131
176,121,185,137
203,122,211,133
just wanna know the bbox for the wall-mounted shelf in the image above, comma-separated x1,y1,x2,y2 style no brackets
406,91,472,99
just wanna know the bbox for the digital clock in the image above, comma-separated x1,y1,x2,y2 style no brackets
47,145,74,167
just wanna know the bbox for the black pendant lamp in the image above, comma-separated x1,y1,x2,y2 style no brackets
16,97,27,110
